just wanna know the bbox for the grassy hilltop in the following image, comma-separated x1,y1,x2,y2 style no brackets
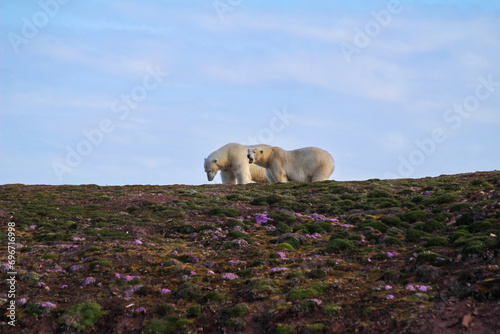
1,171,499,333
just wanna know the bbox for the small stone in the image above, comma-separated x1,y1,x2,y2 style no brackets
462,313,473,328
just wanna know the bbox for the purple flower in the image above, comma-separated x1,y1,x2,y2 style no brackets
161,288,171,294
134,307,146,313
208,270,215,274
385,285,393,290
38,301,56,311
269,267,288,273
36,282,46,287
405,285,416,291
17,298,27,305
134,239,142,245
181,275,188,280
387,294,394,300
60,285,68,289
416,284,430,292
125,275,140,282
82,277,95,286
277,252,288,260
310,213,326,221
255,212,273,225
29,225,37,230
222,273,239,280
423,191,432,196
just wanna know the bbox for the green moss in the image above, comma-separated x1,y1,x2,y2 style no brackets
451,229,471,243
422,219,444,233
288,288,319,300
364,220,389,233
90,260,112,270
381,216,402,227
406,229,428,243
308,221,334,234
462,240,486,254
169,224,196,234
228,303,249,318
326,238,354,253
400,210,432,223
469,219,495,233
385,236,403,246
456,211,475,226
42,253,58,259
282,236,301,250
275,222,292,234
275,324,296,334
202,291,226,303
367,188,394,199
435,193,460,204
174,282,200,301
268,212,298,223
322,303,341,314
227,229,253,244
277,243,295,250
207,207,240,217
426,237,448,247
288,282,328,300
306,268,327,279
142,319,177,334
362,307,374,315
251,194,287,206
59,302,103,331
187,304,202,317
303,323,330,333
287,271,304,279
78,246,103,257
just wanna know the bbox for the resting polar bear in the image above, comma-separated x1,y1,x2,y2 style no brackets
204,143,270,184
247,146,334,183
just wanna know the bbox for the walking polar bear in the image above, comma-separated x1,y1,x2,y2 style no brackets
247,146,334,183
204,143,270,184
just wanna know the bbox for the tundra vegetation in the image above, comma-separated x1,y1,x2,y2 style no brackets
0,171,499,333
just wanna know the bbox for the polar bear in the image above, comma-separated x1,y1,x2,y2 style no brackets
204,143,270,184
247,146,334,183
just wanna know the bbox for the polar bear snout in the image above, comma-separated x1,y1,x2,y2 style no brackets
247,154,254,164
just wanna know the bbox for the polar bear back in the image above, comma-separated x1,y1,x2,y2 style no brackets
284,147,334,182
251,146,334,183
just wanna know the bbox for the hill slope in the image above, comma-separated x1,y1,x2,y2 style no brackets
1,171,499,333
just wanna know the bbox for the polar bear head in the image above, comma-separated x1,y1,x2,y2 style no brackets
247,148,267,166
204,158,220,181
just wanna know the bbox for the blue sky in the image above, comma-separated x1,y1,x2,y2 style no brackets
1,0,499,185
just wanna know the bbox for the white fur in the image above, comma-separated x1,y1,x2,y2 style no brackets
248,146,334,183
204,143,270,184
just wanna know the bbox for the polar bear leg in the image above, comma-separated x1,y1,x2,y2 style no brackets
265,169,277,184
221,171,236,184
236,169,252,184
